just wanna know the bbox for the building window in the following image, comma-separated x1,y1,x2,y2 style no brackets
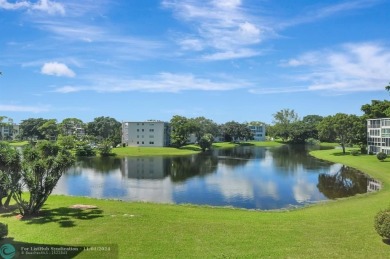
149,129,154,132
142,141,144,144
137,141,139,144
382,119,390,127
142,129,144,132
137,129,139,132
150,135,154,138
149,141,154,144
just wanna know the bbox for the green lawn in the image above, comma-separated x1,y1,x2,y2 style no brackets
7,141,29,147
113,141,283,157
112,146,200,157
1,148,390,258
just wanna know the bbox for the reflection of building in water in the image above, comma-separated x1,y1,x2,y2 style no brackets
120,157,170,179
367,179,382,192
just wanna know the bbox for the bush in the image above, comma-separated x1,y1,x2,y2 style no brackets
350,149,360,156
374,209,390,239
305,138,320,146
75,144,96,157
0,223,8,239
377,152,387,161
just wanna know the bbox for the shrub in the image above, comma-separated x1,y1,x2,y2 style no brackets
377,152,387,161
350,149,360,156
0,223,8,239
374,209,390,239
75,144,96,157
305,138,320,146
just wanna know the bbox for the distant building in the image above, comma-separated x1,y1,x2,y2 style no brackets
122,121,171,147
248,123,266,141
367,118,390,154
0,118,19,140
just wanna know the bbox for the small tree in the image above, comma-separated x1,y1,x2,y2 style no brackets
98,140,113,157
377,152,387,161
0,142,22,208
13,141,75,216
374,208,390,240
198,134,214,152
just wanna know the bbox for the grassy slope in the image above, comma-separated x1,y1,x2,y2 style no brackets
1,148,390,258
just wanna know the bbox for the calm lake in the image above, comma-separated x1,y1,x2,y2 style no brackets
53,145,380,210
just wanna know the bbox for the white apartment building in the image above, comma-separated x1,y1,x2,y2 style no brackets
0,118,19,140
367,118,390,154
248,124,266,141
122,121,171,147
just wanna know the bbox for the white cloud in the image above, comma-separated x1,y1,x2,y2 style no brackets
0,0,65,15
162,0,266,60
31,0,65,15
0,104,50,113
278,0,382,28
0,0,29,10
202,49,261,61
53,72,250,93
254,42,390,94
41,62,75,77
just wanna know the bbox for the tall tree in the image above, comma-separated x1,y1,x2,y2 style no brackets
221,121,253,142
87,117,121,145
288,115,324,143
20,118,48,140
38,119,59,140
386,82,390,92
59,118,85,136
272,109,299,142
189,117,219,142
361,100,390,118
170,115,191,147
318,113,362,154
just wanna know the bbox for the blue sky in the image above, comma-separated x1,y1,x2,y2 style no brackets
1,0,390,124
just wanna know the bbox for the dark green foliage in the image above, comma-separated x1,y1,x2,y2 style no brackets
374,209,390,239
0,142,21,207
305,138,320,146
0,223,8,239
189,117,219,143
12,141,75,216
361,100,390,118
350,150,360,156
19,118,49,140
98,140,113,157
170,115,191,147
318,113,364,154
377,152,387,161
87,117,121,146
75,143,96,157
198,134,214,152
221,121,253,142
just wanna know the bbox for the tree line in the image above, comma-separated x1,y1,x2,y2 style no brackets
269,99,390,154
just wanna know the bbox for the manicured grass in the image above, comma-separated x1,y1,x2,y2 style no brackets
1,148,390,258
113,141,282,157
7,141,29,147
